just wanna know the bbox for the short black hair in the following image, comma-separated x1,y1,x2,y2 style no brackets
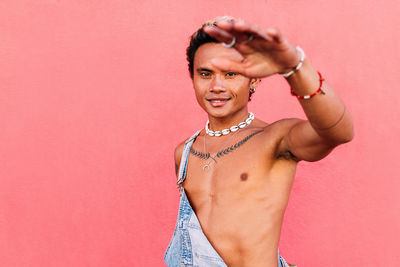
186,27,218,79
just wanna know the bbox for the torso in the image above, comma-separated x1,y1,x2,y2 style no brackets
180,119,298,267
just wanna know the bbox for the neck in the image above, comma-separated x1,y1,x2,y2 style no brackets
207,108,249,131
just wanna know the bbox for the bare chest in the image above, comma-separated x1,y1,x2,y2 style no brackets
182,148,295,266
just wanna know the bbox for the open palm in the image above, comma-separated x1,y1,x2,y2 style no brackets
203,18,300,78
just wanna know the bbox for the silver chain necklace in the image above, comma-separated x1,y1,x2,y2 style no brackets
205,112,255,137
202,129,240,171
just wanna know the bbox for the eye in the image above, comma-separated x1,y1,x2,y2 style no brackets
226,72,237,77
200,72,211,78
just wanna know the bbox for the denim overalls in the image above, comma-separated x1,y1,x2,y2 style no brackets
164,130,291,267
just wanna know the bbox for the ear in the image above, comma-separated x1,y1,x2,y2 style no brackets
249,78,261,89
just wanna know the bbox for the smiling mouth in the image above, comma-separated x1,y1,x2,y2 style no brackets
207,98,231,107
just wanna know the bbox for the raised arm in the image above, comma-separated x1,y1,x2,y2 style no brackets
203,17,354,161
279,57,353,161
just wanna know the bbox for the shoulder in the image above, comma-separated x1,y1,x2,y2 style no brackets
259,118,305,161
255,117,304,142
173,130,202,175
174,140,186,166
265,118,304,133
174,138,189,176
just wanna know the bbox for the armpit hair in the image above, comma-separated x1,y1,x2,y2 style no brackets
276,149,299,162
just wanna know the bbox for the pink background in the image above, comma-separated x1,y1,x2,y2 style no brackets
1,1,399,266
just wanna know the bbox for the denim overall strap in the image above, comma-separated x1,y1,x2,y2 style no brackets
176,130,202,186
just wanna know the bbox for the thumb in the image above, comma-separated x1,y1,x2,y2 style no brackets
210,58,247,76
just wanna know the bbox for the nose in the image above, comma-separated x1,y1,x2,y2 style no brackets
210,74,226,93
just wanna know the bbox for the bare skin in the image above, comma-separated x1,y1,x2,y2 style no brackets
174,17,353,267
176,122,298,267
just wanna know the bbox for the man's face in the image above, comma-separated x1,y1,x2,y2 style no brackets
192,43,253,118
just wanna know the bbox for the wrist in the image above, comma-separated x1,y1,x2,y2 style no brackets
286,60,323,98
280,46,305,78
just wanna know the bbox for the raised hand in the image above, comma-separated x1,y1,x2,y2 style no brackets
203,17,301,78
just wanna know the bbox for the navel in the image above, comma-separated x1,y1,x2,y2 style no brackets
240,173,248,181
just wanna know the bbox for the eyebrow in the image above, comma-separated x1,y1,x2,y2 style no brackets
196,68,213,73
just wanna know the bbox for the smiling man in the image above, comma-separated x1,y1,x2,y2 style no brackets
164,17,353,267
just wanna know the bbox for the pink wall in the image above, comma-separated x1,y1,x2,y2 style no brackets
1,1,399,266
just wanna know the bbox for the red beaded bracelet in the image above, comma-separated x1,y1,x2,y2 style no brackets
290,71,326,99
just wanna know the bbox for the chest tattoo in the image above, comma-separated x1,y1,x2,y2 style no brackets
190,129,264,160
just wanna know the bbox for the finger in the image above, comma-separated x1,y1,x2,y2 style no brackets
265,27,284,43
214,19,235,31
213,19,255,43
210,58,247,76
217,19,273,43
203,25,235,44
233,21,272,42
